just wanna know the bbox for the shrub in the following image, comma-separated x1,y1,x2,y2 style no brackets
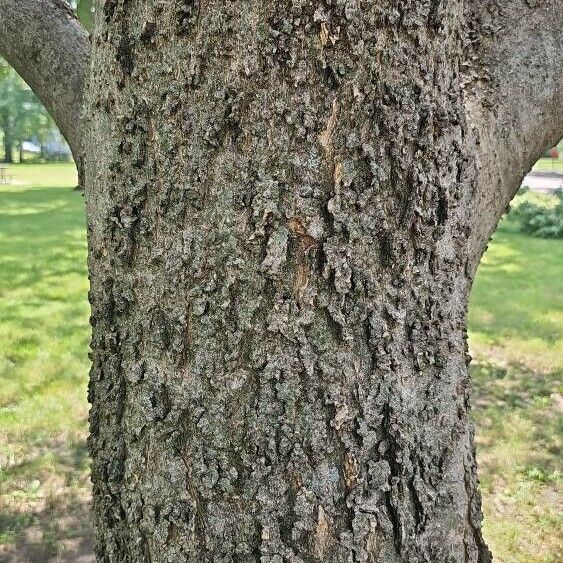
511,189,563,238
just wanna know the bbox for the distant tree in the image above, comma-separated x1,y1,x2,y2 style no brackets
0,58,53,163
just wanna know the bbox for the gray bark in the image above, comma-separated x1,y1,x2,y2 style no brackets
85,1,492,561
463,0,563,261
0,0,90,164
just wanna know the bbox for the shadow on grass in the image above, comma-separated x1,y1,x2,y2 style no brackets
0,502,94,563
471,362,557,410
0,186,87,294
0,441,94,563
471,360,562,476
470,358,562,562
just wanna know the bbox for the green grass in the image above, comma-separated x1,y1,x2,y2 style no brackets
533,158,563,173
0,164,561,561
469,218,563,370
0,163,92,561
469,213,563,562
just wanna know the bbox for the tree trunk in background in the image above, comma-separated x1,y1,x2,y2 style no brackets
3,132,13,163
2,112,14,163
83,1,559,561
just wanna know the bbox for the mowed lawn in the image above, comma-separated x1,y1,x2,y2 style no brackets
0,164,92,561
0,164,561,561
469,218,563,562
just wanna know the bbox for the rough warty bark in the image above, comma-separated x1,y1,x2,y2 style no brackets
1,0,562,561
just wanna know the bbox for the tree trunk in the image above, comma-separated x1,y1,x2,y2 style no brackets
3,131,13,163
2,112,14,164
83,2,534,561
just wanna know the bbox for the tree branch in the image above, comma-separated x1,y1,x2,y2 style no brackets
0,0,90,161
464,0,563,260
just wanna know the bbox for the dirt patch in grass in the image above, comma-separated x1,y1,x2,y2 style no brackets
1,498,94,562
471,361,562,563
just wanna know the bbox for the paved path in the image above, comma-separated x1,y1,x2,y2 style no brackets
522,171,563,193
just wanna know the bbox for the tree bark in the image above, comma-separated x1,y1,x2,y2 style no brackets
0,0,90,166
463,0,563,261
84,1,498,561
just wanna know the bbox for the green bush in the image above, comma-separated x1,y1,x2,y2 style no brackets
511,188,563,238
